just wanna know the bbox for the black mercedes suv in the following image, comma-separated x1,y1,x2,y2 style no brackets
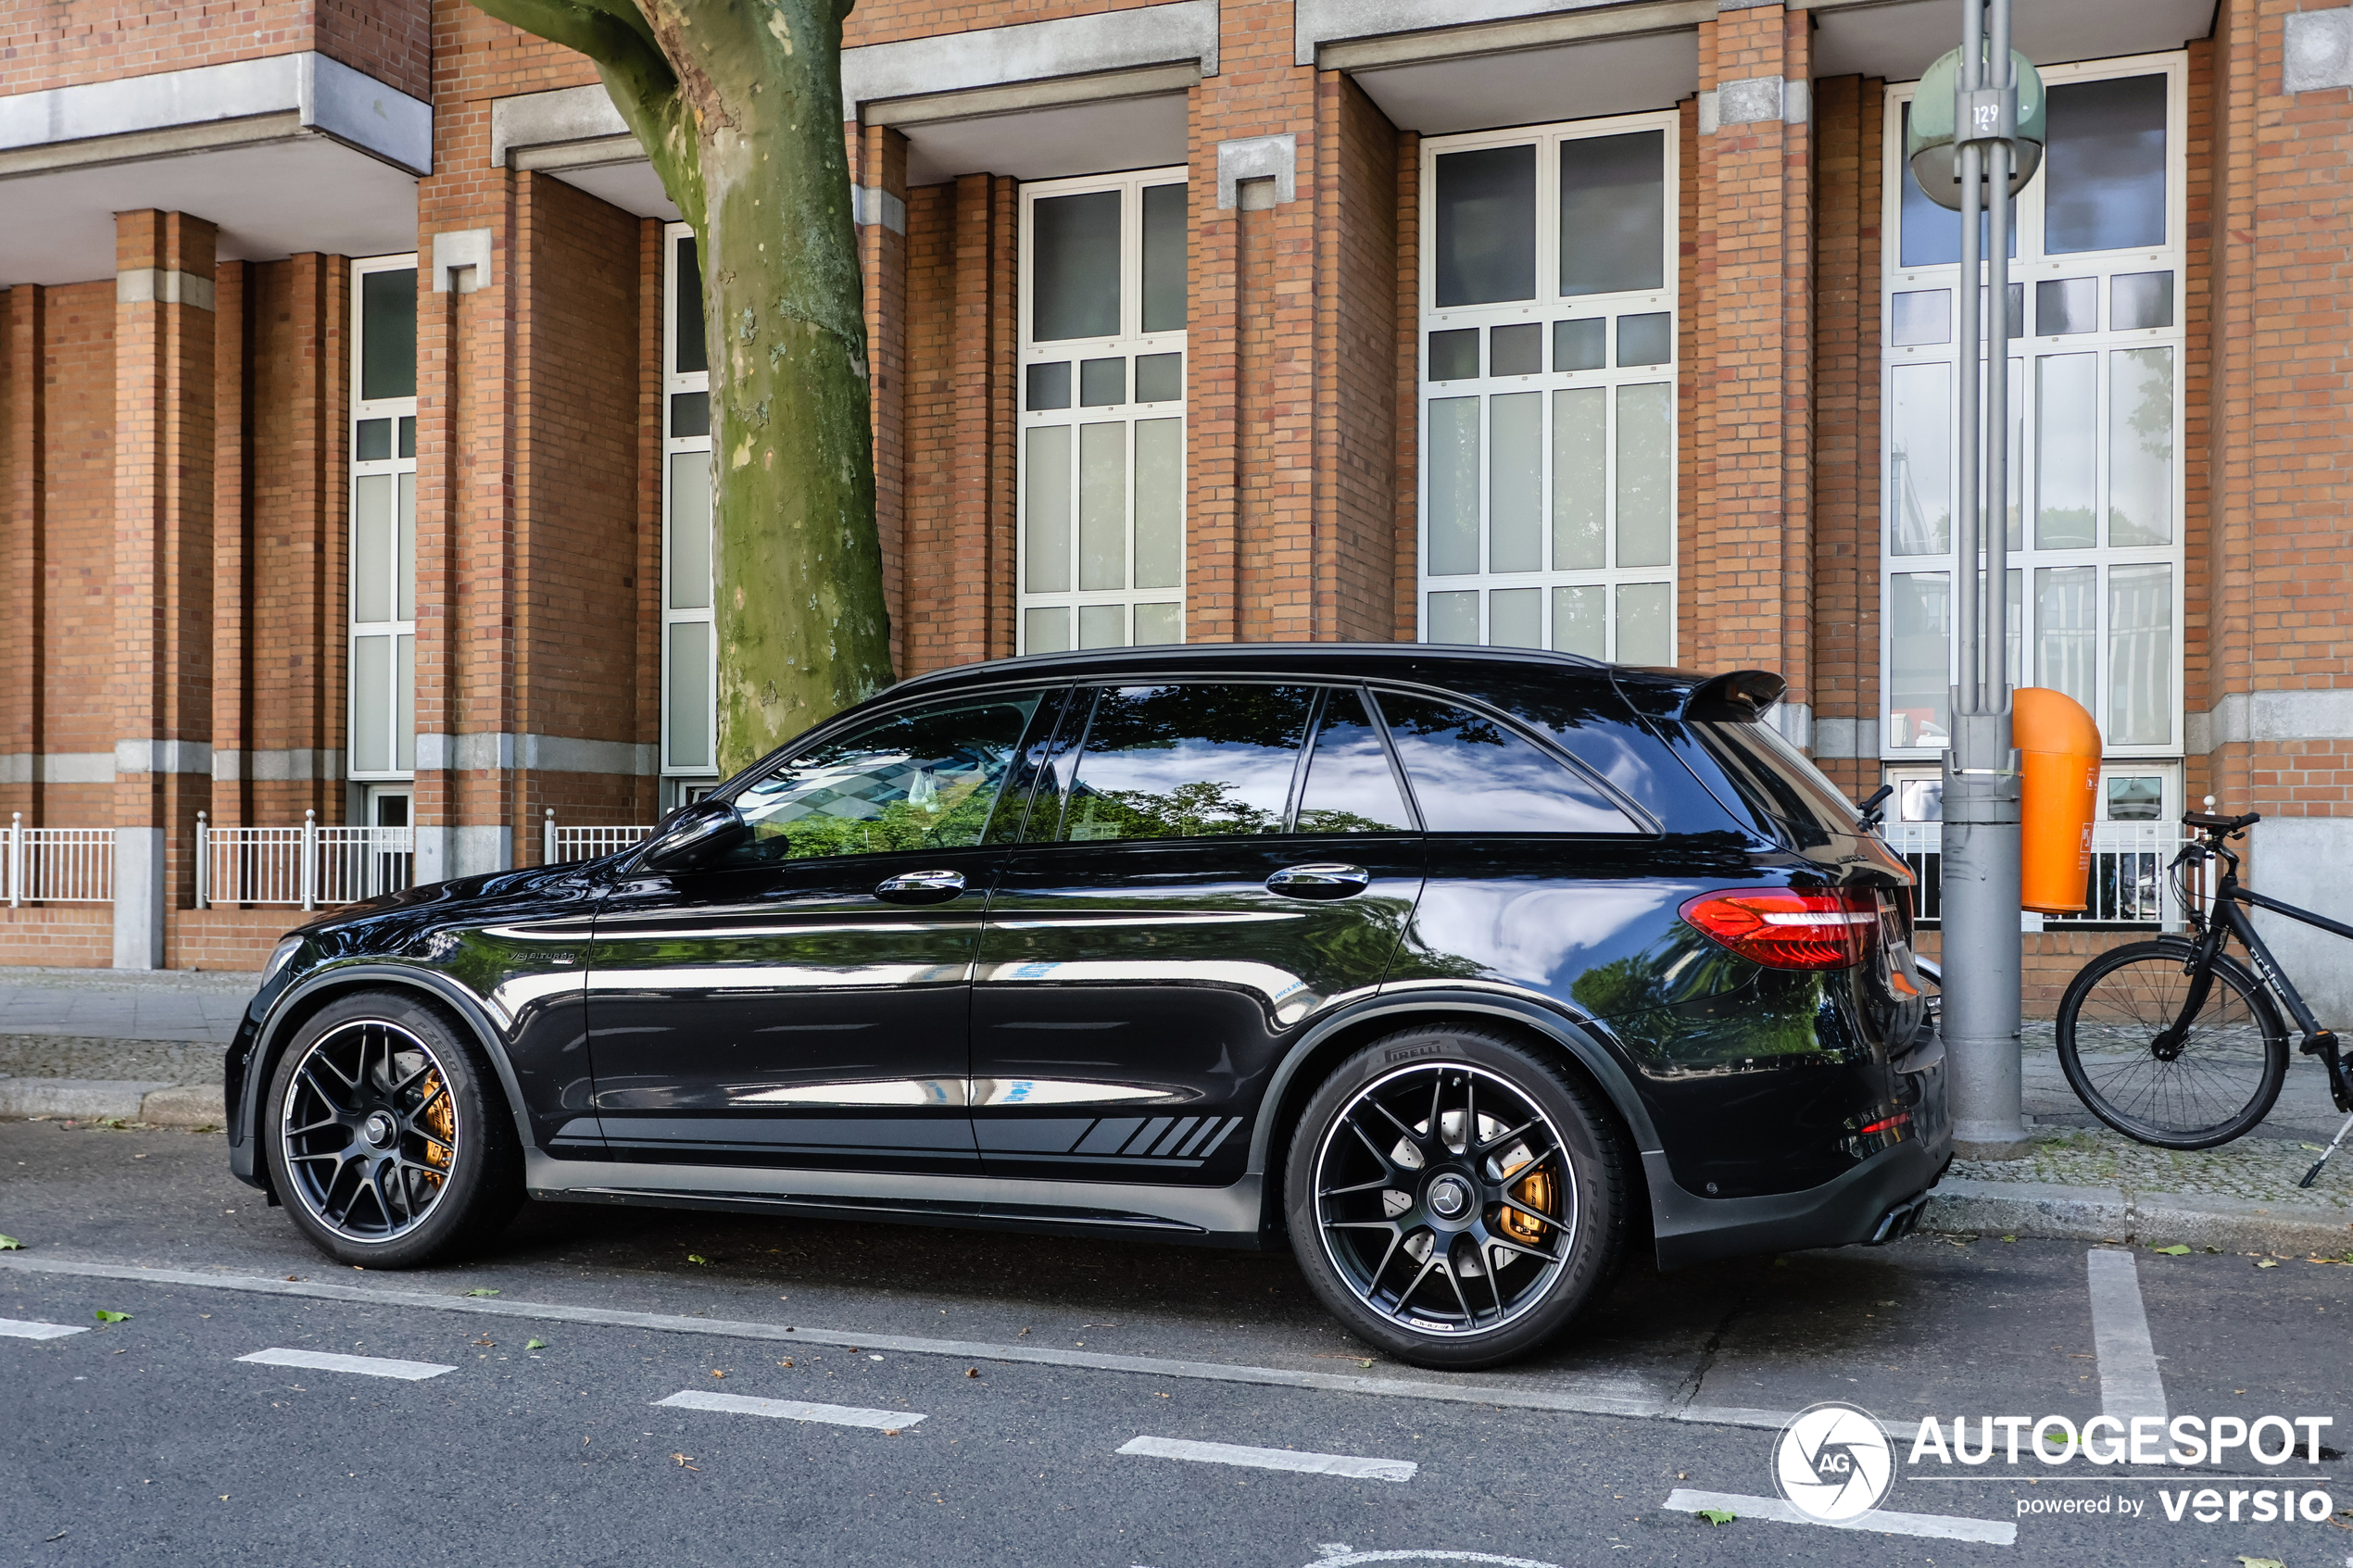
226,645,1948,1368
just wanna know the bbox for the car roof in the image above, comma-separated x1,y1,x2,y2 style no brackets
888,641,1645,699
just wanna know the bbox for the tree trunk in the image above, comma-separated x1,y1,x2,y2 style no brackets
470,0,892,776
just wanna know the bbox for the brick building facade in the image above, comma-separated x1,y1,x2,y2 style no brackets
0,0,2347,1004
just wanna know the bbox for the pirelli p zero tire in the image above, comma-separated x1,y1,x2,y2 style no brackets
262,989,524,1268
1284,1023,1629,1371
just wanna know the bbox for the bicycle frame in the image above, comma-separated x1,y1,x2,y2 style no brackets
2179,841,2353,1114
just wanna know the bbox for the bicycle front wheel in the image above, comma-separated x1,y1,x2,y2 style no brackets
2055,938,2287,1149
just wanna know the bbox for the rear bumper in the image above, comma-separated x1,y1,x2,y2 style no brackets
1647,1059,1954,1269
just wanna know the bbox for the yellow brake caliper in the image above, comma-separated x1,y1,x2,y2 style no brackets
1499,1159,1554,1245
418,1073,455,1186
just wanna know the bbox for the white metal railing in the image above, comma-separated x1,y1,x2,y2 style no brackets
1883,821,2195,930
196,810,415,910
544,810,656,864
5,815,115,905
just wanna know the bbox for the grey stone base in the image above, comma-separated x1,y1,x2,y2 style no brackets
1923,1175,2353,1257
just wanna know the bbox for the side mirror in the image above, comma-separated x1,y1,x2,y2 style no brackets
637,798,749,872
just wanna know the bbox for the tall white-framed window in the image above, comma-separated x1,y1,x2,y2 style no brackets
1416,112,1678,662
348,255,417,783
1881,54,2186,759
661,222,717,786
1017,168,1188,654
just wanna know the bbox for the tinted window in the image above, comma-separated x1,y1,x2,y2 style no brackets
1051,684,1314,843
1375,692,1636,834
1296,690,1414,834
725,696,1041,864
1692,721,1858,841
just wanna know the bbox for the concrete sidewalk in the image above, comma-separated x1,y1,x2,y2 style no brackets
2,970,2352,1255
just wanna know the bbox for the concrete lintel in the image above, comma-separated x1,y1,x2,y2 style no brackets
1811,717,1880,760
431,228,492,294
1302,0,1707,69
2284,7,2353,94
491,83,629,168
510,133,643,174
414,732,659,776
0,752,116,786
112,739,214,776
851,185,908,233
1216,134,1296,209
864,61,1200,128
844,0,1220,113
116,268,216,311
2186,688,2353,755
210,747,345,782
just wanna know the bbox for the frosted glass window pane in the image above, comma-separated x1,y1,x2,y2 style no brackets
1135,352,1182,404
353,475,392,623
1551,386,1604,571
1024,426,1073,593
2045,75,2167,256
1553,318,1604,371
1614,383,1672,568
1080,358,1126,407
1490,587,1541,648
1889,362,1950,555
669,390,709,437
396,473,415,621
1141,182,1188,333
1134,419,1183,591
1558,130,1664,297
667,450,712,609
1890,290,1951,346
1488,392,1542,573
1078,422,1126,591
356,419,392,461
2112,271,2173,331
2109,564,2173,746
1079,604,1126,649
1615,582,1672,666
2036,277,2097,335
352,635,392,773
1025,606,1071,654
2036,354,2098,549
1426,590,1478,644
1031,191,1121,341
1134,602,1182,646
2108,347,2173,546
359,270,416,402
1617,312,1672,368
395,634,415,771
666,621,711,769
673,235,707,375
2034,566,2098,714
1553,585,1604,659
1490,324,1541,378
1887,573,1951,749
1433,144,1536,307
1428,329,1478,382
1026,363,1071,410
1427,397,1480,576
398,416,415,458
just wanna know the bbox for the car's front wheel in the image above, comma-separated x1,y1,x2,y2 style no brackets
262,989,522,1267
1284,1025,1627,1369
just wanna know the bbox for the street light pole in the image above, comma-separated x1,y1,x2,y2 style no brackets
1943,0,2031,1159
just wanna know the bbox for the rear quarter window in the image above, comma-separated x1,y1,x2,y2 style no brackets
1689,720,1859,847
1373,691,1641,834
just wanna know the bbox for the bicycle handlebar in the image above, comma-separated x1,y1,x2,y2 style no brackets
2184,809,2260,834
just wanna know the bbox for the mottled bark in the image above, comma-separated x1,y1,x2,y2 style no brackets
472,0,891,772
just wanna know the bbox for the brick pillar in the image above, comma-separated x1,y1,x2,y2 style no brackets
2,285,44,830
211,261,253,831
1691,5,1815,734
113,211,216,967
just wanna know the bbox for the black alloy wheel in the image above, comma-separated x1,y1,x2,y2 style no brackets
263,989,522,1267
1285,1025,1626,1370
2054,937,2289,1149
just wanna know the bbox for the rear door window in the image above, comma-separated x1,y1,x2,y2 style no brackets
1374,692,1639,834
1295,689,1415,834
1045,684,1315,843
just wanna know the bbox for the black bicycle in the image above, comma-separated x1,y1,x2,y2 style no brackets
2055,804,2353,1180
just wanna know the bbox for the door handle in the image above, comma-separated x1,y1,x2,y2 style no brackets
1266,863,1370,900
874,869,966,906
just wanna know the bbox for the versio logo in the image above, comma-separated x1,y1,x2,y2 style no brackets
1775,1401,1895,1523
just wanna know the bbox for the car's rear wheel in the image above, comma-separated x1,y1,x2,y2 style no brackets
1284,1024,1627,1370
262,989,522,1267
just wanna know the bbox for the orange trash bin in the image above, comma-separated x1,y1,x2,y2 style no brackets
2014,687,2102,915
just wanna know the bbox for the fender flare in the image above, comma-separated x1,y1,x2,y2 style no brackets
1245,989,1665,1182
240,961,539,1156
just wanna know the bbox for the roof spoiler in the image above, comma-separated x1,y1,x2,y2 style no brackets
1682,669,1787,723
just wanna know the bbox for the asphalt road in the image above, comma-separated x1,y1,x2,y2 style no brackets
4,1116,2349,1567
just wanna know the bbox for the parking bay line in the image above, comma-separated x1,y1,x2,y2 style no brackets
1661,1489,2017,1546
0,1253,1831,1434
236,1348,456,1381
1118,1436,1416,1483
0,1316,88,1340
2085,1247,2167,1422
656,1389,923,1429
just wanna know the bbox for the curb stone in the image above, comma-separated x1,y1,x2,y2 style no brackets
0,1078,225,1126
1922,1175,2353,1257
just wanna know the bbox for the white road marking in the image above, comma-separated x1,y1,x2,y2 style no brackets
2085,1247,2168,1421
654,1389,921,1429
1307,1553,1565,1567
236,1348,454,1381
1662,1488,2016,1546
0,1253,1799,1432
1117,1436,1416,1483
0,1316,88,1340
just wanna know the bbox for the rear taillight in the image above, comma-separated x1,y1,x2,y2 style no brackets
1678,887,1879,971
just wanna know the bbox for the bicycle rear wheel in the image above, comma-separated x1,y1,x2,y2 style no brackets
2055,938,2287,1149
